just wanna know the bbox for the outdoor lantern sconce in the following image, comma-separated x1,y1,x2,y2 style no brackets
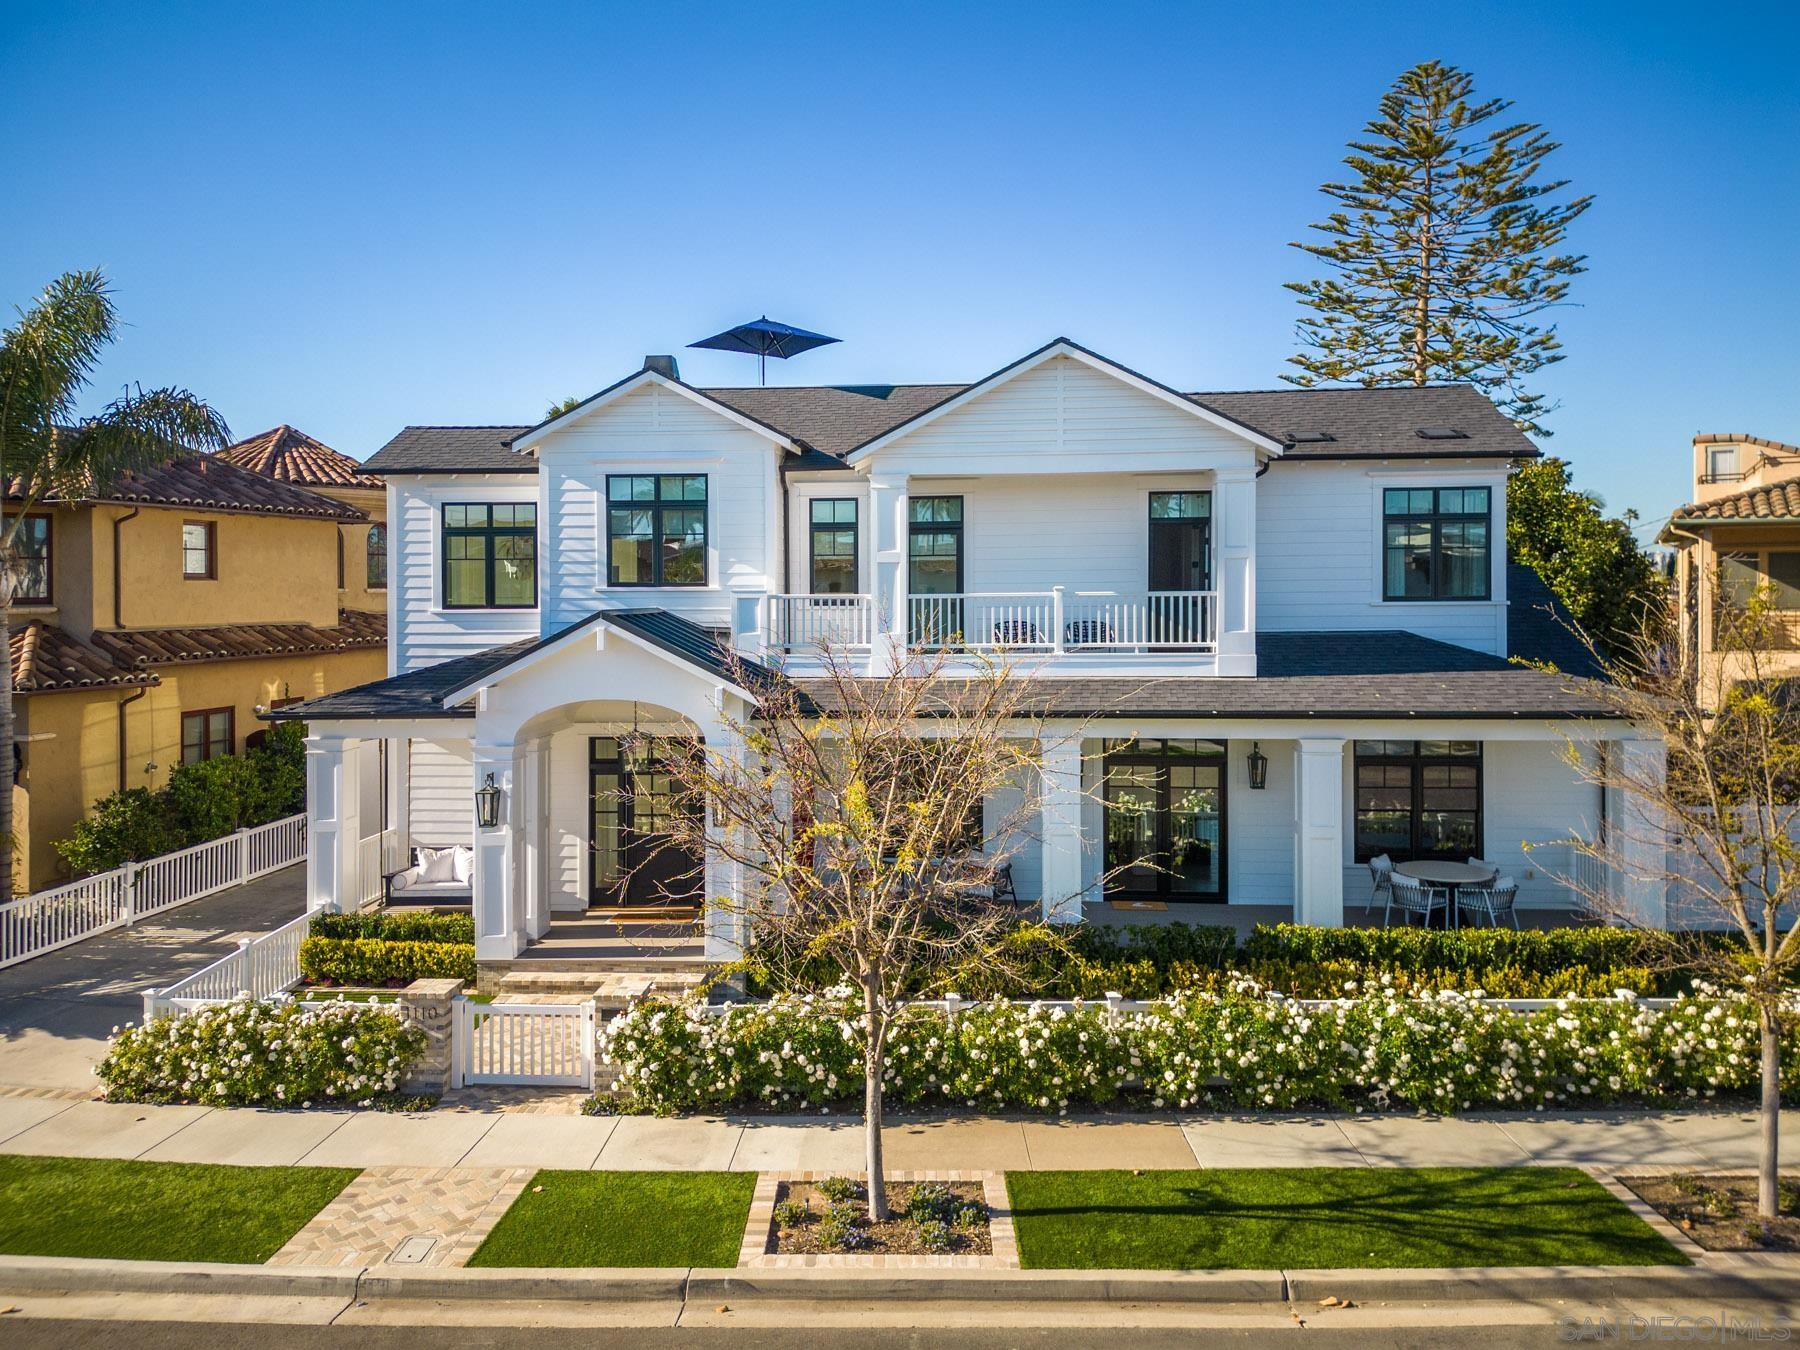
1247,742,1268,790
475,773,503,828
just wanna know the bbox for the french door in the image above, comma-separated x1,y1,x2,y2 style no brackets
589,736,704,907
1103,739,1227,902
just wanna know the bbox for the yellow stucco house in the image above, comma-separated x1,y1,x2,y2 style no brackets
1662,431,1800,707
8,428,388,889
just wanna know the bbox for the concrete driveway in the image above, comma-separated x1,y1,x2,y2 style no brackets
0,866,305,1095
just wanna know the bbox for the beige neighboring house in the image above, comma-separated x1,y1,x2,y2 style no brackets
1662,432,1800,705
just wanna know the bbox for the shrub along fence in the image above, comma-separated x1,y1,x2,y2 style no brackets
298,911,476,987
601,982,1795,1116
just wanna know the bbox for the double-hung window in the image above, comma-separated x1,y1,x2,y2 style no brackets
12,514,50,604
808,499,858,594
1353,740,1482,862
182,522,216,580
1382,487,1491,600
606,475,707,586
443,504,537,608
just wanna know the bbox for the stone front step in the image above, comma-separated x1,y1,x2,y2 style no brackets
492,966,712,1009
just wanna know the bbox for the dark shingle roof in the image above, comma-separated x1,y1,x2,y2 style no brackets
1195,386,1536,461
93,610,387,670
701,384,966,467
362,426,535,475
1506,563,1605,679
1668,480,1800,523
216,426,385,489
11,622,157,693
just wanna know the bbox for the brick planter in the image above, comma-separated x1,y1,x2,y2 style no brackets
738,1170,1018,1269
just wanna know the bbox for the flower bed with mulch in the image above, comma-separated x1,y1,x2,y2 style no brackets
1620,1173,1800,1252
770,1177,991,1256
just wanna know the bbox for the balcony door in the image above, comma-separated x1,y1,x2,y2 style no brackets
589,736,704,909
908,496,964,647
1103,738,1227,902
1147,492,1211,646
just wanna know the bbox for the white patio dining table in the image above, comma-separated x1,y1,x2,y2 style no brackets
1393,859,1495,927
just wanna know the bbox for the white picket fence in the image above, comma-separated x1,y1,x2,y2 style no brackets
0,814,307,970
454,999,595,1088
142,910,311,1020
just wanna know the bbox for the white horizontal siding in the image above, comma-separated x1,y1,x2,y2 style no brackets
1257,459,1509,655
390,476,541,674
1228,739,1295,903
535,383,780,633
408,738,472,850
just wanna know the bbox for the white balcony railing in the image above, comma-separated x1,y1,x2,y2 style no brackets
910,589,1218,654
767,594,878,651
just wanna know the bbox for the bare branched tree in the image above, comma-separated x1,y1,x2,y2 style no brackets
1549,590,1798,1223
628,645,1101,1221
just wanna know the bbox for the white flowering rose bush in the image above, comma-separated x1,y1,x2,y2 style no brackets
599,981,1796,1116
97,997,426,1108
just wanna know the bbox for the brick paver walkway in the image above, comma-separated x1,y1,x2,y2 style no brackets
269,1165,533,1268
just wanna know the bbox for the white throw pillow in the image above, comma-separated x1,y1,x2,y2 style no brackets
451,845,474,884
416,847,459,884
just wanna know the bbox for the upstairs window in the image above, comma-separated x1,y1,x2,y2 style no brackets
443,504,537,608
181,707,235,764
607,475,707,586
1382,487,1490,601
366,523,388,590
1148,491,1211,592
1354,740,1482,862
808,499,858,594
12,514,51,604
1706,447,1739,482
182,521,216,579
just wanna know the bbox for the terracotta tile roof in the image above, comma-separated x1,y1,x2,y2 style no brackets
1669,480,1800,523
1694,432,1800,455
92,608,387,669
7,452,367,521
10,622,157,693
216,426,386,489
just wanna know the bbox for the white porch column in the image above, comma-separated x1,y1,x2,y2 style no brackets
471,740,525,961
1293,737,1346,927
1040,735,1085,924
703,698,748,960
1610,736,1670,928
384,736,411,873
304,732,360,913
1213,464,1258,677
867,473,909,674
519,740,551,940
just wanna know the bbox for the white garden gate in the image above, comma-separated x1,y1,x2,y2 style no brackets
453,999,595,1089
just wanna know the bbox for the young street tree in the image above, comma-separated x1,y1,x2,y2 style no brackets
1285,60,1592,435
1557,596,1799,1223
0,270,230,902
637,648,1086,1221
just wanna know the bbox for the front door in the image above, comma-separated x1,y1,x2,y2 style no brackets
1102,739,1226,901
589,736,704,907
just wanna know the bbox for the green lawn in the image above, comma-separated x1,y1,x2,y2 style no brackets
470,1170,756,1269
0,1156,357,1264
1007,1167,1685,1270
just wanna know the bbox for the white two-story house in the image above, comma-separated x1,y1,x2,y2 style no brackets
275,339,1666,966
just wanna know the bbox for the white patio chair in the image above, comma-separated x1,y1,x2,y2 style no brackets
1367,853,1395,913
1460,877,1520,929
1385,872,1450,928
1465,855,1500,881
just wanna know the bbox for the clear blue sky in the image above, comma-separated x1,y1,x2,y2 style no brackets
5,0,1796,535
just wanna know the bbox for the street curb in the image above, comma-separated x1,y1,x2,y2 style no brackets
1287,1260,1800,1304
0,1254,362,1298
686,1267,1285,1302
355,1267,689,1302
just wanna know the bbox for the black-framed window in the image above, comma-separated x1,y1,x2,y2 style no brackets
809,499,858,595
606,475,707,586
12,514,51,605
443,503,537,608
1148,491,1211,592
908,496,963,594
1382,487,1491,601
1101,738,1227,901
182,521,216,580
181,707,234,764
1353,740,1482,862
366,523,388,590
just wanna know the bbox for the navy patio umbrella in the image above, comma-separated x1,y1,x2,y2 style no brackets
688,316,840,385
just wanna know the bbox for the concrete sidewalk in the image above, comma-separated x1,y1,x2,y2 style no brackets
0,867,305,1097
0,1097,1791,1173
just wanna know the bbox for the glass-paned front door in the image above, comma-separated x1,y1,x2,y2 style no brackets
1103,739,1227,902
589,736,704,907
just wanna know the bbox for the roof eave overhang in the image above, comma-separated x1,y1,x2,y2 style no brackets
507,370,800,455
841,338,1287,466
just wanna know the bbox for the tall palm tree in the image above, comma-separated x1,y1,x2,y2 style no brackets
0,271,230,902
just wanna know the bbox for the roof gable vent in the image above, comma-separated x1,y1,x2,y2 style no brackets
1416,426,1469,440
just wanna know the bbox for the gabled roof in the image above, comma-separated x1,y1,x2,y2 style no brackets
1667,479,1800,525
10,622,157,693
5,452,368,520
92,609,387,670
362,426,536,475
840,338,1287,464
215,426,385,489
505,368,801,455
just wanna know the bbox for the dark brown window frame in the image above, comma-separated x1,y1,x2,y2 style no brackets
181,706,235,764
11,512,52,605
366,523,388,590
182,521,217,580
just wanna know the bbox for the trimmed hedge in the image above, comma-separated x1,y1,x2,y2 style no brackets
298,936,475,986
602,983,1797,1116
310,911,475,944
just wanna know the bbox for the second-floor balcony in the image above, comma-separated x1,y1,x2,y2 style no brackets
766,588,1219,657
